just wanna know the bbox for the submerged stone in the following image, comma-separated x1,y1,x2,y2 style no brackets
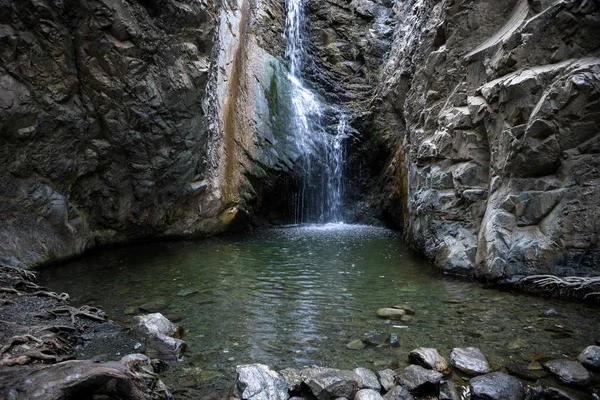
362,331,390,346
177,288,199,297
578,346,600,371
347,340,367,350
139,299,167,313
505,362,548,381
544,359,591,387
376,308,405,319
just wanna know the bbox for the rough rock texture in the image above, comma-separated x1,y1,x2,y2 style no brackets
469,372,525,400
578,346,600,371
409,347,450,373
233,364,289,400
449,347,491,376
0,0,297,268
131,312,185,361
371,0,600,279
301,367,363,400
354,367,382,391
544,359,592,387
396,364,443,395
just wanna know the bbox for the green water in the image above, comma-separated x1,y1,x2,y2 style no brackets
39,224,600,398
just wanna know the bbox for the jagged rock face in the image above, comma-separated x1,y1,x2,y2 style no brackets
374,0,600,279
0,0,293,267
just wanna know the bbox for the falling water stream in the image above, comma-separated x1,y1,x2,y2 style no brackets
286,0,348,223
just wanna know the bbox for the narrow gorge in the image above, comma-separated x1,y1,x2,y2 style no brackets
0,0,599,398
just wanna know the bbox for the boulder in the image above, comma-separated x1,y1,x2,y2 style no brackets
233,364,289,400
409,347,450,373
355,389,384,400
450,347,490,375
544,359,592,387
131,313,186,361
376,369,397,392
469,372,525,400
354,367,381,391
578,346,600,371
396,364,443,396
301,367,362,399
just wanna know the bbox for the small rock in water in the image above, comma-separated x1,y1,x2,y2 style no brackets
177,288,199,297
469,372,525,400
139,299,167,313
354,367,381,391
390,333,400,348
355,389,384,400
450,347,491,376
377,369,397,392
363,332,390,346
347,340,367,350
578,345,600,371
392,305,416,315
376,308,406,319
541,309,559,317
400,315,414,322
508,338,526,350
396,364,443,395
164,314,183,322
544,359,592,387
505,362,548,381
124,306,139,315
409,347,450,373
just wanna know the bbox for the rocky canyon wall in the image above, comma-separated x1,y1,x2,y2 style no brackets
372,0,600,280
0,0,295,267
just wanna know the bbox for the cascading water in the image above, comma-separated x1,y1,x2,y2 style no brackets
285,0,348,224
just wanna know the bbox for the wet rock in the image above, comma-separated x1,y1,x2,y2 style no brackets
505,362,548,381
392,305,416,315
177,288,199,297
363,332,390,346
279,368,303,392
578,346,600,371
390,334,400,348
409,347,450,373
124,306,139,315
233,364,289,400
132,313,186,361
347,340,367,350
544,359,592,387
450,347,491,376
376,369,397,392
542,386,595,400
469,372,525,400
139,299,167,313
354,367,381,391
439,380,461,400
542,309,559,317
376,308,405,320
355,389,383,400
396,364,443,396
383,385,414,400
301,367,362,400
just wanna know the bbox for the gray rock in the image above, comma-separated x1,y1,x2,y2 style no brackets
354,368,381,391
390,334,400,348
450,347,491,376
544,359,592,387
376,369,397,392
177,288,199,297
469,372,525,400
362,332,390,346
132,313,186,361
301,367,362,400
396,364,443,395
409,347,450,373
383,386,414,400
233,364,289,400
279,368,303,392
376,308,405,319
578,346,600,371
505,362,548,381
347,340,367,350
355,389,383,400
542,386,595,400
439,380,461,400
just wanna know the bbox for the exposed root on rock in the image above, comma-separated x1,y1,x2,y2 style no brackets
520,275,600,299
50,305,107,324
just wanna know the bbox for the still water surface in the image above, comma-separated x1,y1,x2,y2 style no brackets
39,225,600,397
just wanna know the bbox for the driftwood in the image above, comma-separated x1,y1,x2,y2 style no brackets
520,275,600,298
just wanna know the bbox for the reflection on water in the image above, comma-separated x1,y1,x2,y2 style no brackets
39,225,600,397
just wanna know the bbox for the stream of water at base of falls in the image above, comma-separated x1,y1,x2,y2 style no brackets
285,0,347,224
38,225,600,399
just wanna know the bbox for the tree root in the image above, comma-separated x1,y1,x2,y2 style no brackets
0,285,69,301
520,275,600,298
50,305,107,324
0,335,43,355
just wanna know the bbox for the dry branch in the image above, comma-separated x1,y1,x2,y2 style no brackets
520,275,600,298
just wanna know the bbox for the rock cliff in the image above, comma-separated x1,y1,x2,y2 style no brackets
0,0,295,267
372,0,600,280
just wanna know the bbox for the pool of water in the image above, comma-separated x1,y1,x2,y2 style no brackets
39,224,600,398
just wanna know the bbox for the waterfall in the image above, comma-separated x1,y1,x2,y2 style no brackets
285,0,348,224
